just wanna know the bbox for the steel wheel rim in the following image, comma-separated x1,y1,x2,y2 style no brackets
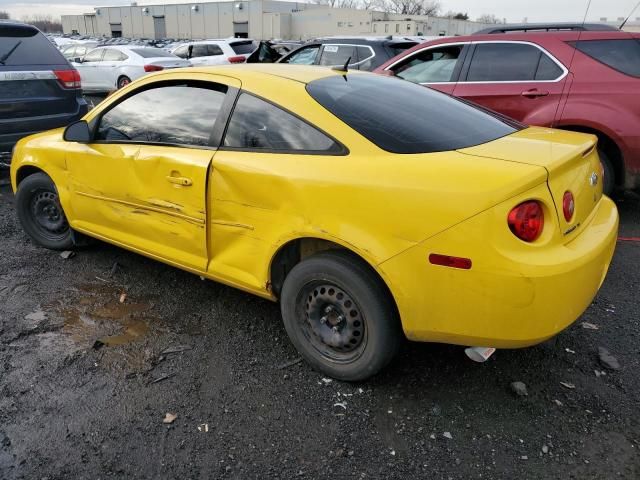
119,77,130,88
297,281,368,363
30,189,69,241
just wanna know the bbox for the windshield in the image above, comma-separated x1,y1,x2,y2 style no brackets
306,74,520,154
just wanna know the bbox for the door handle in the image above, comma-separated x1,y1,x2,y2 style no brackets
166,175,193,186
521,89,549,98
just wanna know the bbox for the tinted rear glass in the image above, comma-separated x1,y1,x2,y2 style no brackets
230,41,255,54
131,48,176,58
0,24,66,66
573,39,640,77
306,74,519,154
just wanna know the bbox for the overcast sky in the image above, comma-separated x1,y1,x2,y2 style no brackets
1,0,638,24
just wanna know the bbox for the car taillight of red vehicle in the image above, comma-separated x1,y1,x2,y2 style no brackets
53,70,82,89
228,56,246,64
508,201,544,242
144,65,164,72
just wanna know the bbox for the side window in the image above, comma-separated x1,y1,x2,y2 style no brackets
573,39,640,78
535,54,563,80
282,45,320,65
96,83,227,146
191,44,209,58
102,49,127,62
83,48,104,62
356,46,374,70
393,45,463,84
173,45,188,58
223,93,341,152
319,45,357,66
466,43,562,82
207,44,224,56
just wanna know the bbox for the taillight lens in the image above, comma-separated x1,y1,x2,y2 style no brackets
507,201,544,242
562,191,575,221
54,69,81,89
228,55,246,64
144,64,164,72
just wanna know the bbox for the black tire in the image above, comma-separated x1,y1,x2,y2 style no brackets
280,250,402,381
598,148,615,197
117,76,131,89
15,173,74,250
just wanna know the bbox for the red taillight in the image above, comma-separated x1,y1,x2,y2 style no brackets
562,191,575,222
428,254,472,270
507,201,544,242
54,69,81,89
144,64,164,72
228,55,246,64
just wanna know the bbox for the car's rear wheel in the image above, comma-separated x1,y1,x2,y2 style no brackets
16,173,74,250
280,250,402,381
117,76,131,89
598,148,615,197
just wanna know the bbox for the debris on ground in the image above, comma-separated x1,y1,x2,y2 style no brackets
542,445,549,454
150,373,176,384
60,251,76,260
198,424,209,432
565,348,576,354
25,310,47,322
560,382,576,389
333,402,347,410
510,381,528,397
580,322,599,330
443,432,453,439
553,399,563,407
594,370,607,378
161,345,193,355
598,347,620,370
119,292,127,303
277,357,303,370
320,378,332,385
163,413,177,424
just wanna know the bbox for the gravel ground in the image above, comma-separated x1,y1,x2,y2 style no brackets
0,171,639,479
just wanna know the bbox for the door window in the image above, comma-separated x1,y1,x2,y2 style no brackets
319,45,357,66
223,93,342,153
281,45,320,65
191,44,209,58
466,43,563,82
83,48,105,62
393,45,463,83
95,83,227,147
207,44,224,56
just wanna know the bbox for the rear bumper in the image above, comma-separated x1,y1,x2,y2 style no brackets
0,102,87,155
379,195,619,348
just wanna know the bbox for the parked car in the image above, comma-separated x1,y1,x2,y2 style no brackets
60,42,99,60
170,39,255,65
9,65,617,380
375,23,640,194
0,21,87,166
72,46,190,92
275,36,418,71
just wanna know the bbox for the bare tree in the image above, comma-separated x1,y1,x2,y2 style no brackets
21,14,63,33
444,11,469,20
376,0,439,15
476,14,503,24
0,11,10,20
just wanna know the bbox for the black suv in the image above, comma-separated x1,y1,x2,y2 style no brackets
0,21,87,166
252,36,418,71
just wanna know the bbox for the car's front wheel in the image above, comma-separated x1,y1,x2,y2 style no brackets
117,75,131,89
15,173,74,250
280,250,402,381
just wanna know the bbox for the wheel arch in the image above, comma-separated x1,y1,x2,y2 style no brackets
16,165,47,186
269,237,400,314
555,124,625,187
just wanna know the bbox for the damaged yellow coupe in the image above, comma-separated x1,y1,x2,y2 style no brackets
10,65,618,380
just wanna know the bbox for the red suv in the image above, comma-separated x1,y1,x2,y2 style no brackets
375,23,640,195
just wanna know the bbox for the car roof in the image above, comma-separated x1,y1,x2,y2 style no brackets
310,36,416,45
474,22,619,34
183,63,354,84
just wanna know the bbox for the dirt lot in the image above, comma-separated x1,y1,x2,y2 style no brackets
1,171,639,479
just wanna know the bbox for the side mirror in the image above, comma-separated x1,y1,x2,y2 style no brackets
64,120,91,143
187,45,193,59
73,57,83,63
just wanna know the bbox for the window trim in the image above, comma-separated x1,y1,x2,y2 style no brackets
385,40,567,85
319,43,375,68
460,40,568,84
219,90,349,156
88,80,230,150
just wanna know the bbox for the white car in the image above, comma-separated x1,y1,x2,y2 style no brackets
73,46,191,92
170,39,255,66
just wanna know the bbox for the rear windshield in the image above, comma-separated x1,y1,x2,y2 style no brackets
0,24,66,66
388,42,418,56
230,41,255,55
306,74,519,154
572,39,640,78
131,48,177,58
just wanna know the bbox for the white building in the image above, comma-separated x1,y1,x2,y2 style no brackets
61,1,493,40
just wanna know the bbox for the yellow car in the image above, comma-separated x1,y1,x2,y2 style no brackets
10,65,618,381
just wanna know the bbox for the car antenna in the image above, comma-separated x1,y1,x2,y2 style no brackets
332,56,351,73
619,1,640,29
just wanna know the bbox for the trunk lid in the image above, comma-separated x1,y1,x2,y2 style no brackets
147,58,190,69
458,127,603,243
